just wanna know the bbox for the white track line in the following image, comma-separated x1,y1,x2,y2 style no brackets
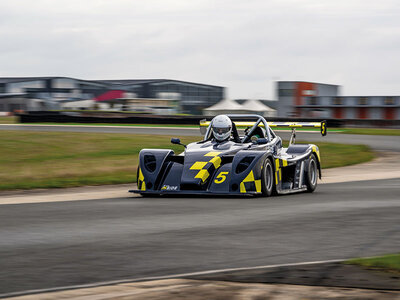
0,258,347,298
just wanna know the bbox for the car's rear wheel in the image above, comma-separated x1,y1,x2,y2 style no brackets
261,158,274,197
305,154,318,192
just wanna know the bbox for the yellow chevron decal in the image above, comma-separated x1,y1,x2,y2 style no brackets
195,169,210,182
312,145,321,162
190,161,208,170
240,182,246,193
204,151,221,157
138,168,146,191
243,170,255,182
209,156,222,169
255,180,262,193
138,168,144,181
189,152,222,183
240,170,262,193
276,159,281,170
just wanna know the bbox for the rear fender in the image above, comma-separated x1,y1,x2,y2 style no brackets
311,145,322,179
287,144,321,179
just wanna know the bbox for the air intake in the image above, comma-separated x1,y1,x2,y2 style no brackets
235,156,254,174
144,154,157,172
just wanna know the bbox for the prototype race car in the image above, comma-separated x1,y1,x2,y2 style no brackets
132,115,327,197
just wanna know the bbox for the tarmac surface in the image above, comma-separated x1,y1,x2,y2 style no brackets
1,178,399,296
1,124,400,151
1,125,399,298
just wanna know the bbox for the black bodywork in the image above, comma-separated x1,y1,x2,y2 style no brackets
132,115,325,196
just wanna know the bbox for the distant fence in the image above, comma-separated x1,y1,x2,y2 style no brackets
18,111,400,128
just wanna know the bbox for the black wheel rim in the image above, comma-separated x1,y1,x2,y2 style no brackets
310,159,317,186
264,161,273,191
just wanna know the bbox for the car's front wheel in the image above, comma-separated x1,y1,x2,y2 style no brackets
261,158,275,197
305,154,318,192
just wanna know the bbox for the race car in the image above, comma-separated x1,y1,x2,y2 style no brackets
132,114,327,197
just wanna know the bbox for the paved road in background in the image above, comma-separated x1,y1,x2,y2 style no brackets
1,124,399,151
1,178,399,295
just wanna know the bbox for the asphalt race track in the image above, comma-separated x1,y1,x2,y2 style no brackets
1,124,399,296
1,178,399,295
1,124,399,151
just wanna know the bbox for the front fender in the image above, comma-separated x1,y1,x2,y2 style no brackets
138,149,174,191
229,150,270,193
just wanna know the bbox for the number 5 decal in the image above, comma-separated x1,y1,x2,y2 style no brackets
214,171,229,184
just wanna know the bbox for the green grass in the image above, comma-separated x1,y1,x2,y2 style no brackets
0,131,194,190
23,122,199,128
332,127,400,136
345,254,400,273
0,131,374,190
0,116,17,124
311,142,374,169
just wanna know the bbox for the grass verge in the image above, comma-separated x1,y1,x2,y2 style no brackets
23,122,199,128
0,116,17,124
0,131,374,190
345,254,400,274
333,127,400,136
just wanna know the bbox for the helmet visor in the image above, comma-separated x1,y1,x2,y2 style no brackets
212,126,231,135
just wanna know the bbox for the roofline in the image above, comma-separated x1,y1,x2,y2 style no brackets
276,81,340,87
92,78,225,88
0,76,109,85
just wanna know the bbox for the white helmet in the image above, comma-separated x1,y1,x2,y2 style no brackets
211,115,232,142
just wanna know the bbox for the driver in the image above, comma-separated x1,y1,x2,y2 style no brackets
211,115,232,142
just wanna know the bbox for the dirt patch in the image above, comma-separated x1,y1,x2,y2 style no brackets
187,262,400,290
6,279,400,300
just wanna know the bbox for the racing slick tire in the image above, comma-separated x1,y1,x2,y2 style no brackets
305,154,318,193
261,157,275,197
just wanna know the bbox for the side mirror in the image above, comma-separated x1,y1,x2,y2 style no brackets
171,138,181,145
171,138,187,148
256,138,268,145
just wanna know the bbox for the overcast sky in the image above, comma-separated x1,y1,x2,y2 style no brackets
0,0,399,99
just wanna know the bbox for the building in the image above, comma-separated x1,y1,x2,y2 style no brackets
276,81,339,118
0,77,225,114
96,79,224,114
276,81,400,120
93,97,179,115
301,96,399,120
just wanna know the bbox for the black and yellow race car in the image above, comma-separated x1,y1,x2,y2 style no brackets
132,115,327,197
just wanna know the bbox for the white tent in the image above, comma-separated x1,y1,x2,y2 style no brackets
203,99,248,116
242,99,276,117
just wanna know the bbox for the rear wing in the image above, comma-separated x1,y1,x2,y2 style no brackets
200,120,327,136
